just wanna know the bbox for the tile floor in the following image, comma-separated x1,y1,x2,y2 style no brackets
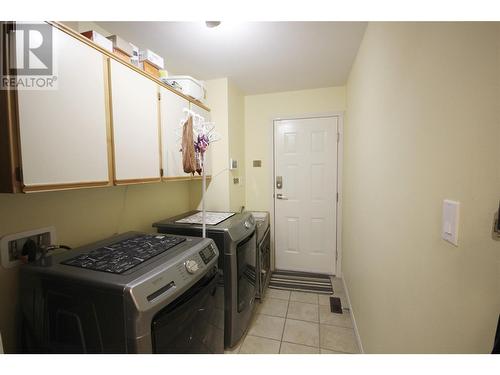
225,277,360,354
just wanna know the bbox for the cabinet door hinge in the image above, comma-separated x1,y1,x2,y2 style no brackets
15,166,22,182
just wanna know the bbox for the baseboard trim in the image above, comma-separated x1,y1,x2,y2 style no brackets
342,276,365,354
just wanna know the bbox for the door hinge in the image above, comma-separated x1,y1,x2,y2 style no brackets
158,92,161,101
336,192,339,202
337,132,340,143
160,168,164,177
15,166,22,182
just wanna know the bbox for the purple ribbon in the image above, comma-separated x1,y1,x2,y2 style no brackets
194,133,209,154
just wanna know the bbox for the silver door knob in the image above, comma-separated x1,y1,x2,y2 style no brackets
276,194,288,200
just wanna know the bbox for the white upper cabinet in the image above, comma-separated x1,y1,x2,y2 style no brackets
17,26,110,188
190,103,213,176
159,87,191,178
110,59,161,182
6,23,212,193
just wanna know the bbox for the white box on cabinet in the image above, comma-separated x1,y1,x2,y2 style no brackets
164,76,206,101
139,49,164,69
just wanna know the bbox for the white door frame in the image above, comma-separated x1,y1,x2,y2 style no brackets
270,112,344,277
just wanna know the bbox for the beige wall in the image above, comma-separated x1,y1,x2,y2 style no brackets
343,22,500,353
189,78,230,211
190,77,246,212
228,80,246,212
62,21,111,36
244,87,346,212
0,181,191,352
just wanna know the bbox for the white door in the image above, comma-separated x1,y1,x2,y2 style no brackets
17,25,110,188
159,87,191,178
110,59,161,182
274,116,338,274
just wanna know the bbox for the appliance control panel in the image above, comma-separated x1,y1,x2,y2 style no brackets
127,237,219,312
198,243,217,264
185,259,200,274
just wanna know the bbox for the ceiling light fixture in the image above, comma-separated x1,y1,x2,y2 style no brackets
205,21,221,28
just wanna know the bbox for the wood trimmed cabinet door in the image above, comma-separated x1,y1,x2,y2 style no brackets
109,59,161,184
190,103,213,177
16,26,110,191
159,87,192,179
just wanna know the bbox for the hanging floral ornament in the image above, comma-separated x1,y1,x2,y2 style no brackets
193,132,209,175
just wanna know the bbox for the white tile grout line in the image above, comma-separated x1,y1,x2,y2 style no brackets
244,317,356,354
259,296,356,328
318,296,321,350
341,277,364,354
280,340,353,354
234,302,262,354
238,291,358,354
241,334,352,354
288,292,320,351
278,293,291,353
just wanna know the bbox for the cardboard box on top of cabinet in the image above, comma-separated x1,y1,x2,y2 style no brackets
113,48,131,63
139,49,165,70
81,30,113,52
106,35,134,56
140,61,160,78
106,35,134,63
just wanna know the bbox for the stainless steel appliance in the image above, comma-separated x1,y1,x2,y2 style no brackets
19,232,223,353
251,211,271,300
153,210,257,348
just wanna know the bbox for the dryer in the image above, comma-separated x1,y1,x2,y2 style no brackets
153,210,257,348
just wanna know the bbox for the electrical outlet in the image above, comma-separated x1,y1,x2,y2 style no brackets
0,226,56,268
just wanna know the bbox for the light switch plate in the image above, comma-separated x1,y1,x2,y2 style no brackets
442,200,459,246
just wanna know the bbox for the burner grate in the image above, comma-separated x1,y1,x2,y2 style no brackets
61,234,186,274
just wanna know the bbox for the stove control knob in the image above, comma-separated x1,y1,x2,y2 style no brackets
244,220,251,229
185,259,200,274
